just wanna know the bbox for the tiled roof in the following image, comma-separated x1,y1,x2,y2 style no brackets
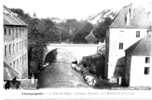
110,4,151,28
3,6,27,26
126,35,152,56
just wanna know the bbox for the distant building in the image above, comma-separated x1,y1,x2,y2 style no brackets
105,4,152,82
124,34,152,87
3,6,28,80
85,30,98,43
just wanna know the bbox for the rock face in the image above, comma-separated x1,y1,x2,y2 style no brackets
38,48,88,88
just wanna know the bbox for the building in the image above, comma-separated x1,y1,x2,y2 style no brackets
3,6,28,80
85,30,98,43
124,34,152,87
105,4,152,82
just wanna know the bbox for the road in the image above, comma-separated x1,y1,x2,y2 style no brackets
37,49,88,88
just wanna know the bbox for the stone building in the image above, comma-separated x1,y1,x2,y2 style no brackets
3,6,28,80
105,4,152,82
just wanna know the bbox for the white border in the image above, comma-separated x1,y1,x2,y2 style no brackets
1,0,152,100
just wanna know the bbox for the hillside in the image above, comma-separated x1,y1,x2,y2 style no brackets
86,9,118,24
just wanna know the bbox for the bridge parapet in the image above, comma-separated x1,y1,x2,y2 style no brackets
43,43,103,63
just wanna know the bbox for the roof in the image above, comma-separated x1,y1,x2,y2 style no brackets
126,35,152,56
85,30,98,43
110,4,151,28
3,6,27,26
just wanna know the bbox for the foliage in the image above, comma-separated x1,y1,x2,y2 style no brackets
10,7,111,77
56,19,92,43
94,17,113,42
10,8,60,77
72,22,93,43
80,54,106,78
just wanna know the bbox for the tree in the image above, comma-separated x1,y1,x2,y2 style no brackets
72,22,93,43
94,17,112,42
37,18,60,43
10,8,32,24
10,8,60,77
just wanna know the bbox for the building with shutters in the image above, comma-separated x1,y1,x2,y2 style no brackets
105,3,152,85
3,6,28,80
124,34,152,87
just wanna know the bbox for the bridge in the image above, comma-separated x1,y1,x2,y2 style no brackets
43,43,103,63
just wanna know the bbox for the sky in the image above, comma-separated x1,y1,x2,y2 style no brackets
3,0,152,20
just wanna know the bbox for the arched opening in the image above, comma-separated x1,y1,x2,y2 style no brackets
44,48,57,64
44,48,77,65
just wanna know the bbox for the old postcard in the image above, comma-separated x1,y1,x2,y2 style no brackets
1,0,152,99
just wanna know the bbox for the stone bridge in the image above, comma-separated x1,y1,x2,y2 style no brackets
43,43,102,63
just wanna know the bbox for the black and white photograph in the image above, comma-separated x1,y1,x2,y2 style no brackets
1,0,152,99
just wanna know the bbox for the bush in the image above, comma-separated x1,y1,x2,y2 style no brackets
80,54,106,79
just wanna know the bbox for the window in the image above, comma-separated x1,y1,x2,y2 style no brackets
125,15,127,24
16,43,18,52
144,67,150,75
9,28,11,36
13,43,15,54
16,28,18,38
6,28,8,35
9,44,11,56
119,42,123,49
12,28,15,40
4,27,6,35
16,32,18,38
136,31,140,37
5,45,7,56
145,57,150,63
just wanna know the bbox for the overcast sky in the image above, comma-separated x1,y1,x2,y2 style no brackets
3,0,152,20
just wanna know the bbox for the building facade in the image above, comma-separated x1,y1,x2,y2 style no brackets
105,4,151,82
125,35,152,87
3,6,28,80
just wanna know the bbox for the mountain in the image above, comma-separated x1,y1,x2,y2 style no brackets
86,9,118,24
51,17,66,23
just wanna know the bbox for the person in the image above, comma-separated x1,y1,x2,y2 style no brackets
12,77,20,89
4,81,10,89
4,77,20,89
